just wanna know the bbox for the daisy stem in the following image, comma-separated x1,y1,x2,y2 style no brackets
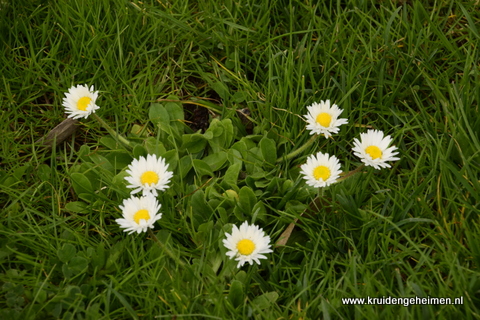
337,164,365,183
92,113,133,151
276,134,317,163
148,229,186,268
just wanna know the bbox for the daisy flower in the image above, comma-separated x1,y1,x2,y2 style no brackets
125,154,173,196
300,152,342,188
62,84,100,119
223,221,272,268
116,194,162,234
304,100,348,138
352,129,400,169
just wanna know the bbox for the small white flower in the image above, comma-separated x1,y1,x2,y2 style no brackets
300,152,342,188
223,222,272,268
125,154,173,196
116,194,162,234
352,129,400,169
62,84,99,119
304,100,348,138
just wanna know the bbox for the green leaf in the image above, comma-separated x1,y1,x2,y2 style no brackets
70,172,94,194
88,153,115,174
191,190,213,226
100,136,120,150
259,137,277,165
105,242,124,272
37,164,51,181
212,81,229,100
228,280,244,308
181,133,207,154
57,244,76,263
149,103,170,125
105,151,133,171
165,101,185,134
203,151,227,171
68,256,89,274
65,201,88,213
144,137,167,156
13,164,31,181
192,159,214,177
227,148,243,166
232,91,247,103
91,242,106,269
133,144,147,158
178,155,193,179
162,149,179,172
251,292,279,310
237,186,257,215
251,202,267,223
222,163,242,188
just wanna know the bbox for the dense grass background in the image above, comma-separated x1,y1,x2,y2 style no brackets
1,0,480,319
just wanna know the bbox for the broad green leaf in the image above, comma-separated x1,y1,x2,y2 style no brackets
162,149,179,172
212,81,229,100
228,280,244,308
232,91,247,103
260,137,277,165
57,244,76,263
237,186,257,215
99,136,118,150
222,163,242,188
144,137,167,156
132,144,147,158
88,153,115,174
37,164,51,181
251,292,279,310
181,134,207,154
91,242,106,269
178,155,193,179
68,257,88,274
105,151,133,171
203,151,227,171
70,172,93,194
192,159,214,177
227,148,243,166
65,201,88,213
149,103,170,125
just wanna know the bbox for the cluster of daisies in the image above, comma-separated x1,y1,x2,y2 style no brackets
61,85,398,268
300,100,400,187
61,84,272,268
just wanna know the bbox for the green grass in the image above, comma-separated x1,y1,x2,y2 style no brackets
1,0,480,319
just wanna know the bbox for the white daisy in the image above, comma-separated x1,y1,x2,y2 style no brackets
62,84,100,119
223,221,272,268
300,152,342,188
125,154,173,196
304,100,348,138
352,129,400,169
116,194,162,234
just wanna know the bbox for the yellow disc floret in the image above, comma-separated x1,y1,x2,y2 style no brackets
316,112,332,127
77,97,92,111
133,209,150,224
237,239,256,255
313,165,331,181
365,145,382,160
140,171,159,185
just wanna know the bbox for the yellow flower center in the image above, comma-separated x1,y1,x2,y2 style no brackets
365,145,382,160
133,209,150,224
237,239,255,255
77,97,92,111
316,112,332,127
140,171,159,185
313,165,331,181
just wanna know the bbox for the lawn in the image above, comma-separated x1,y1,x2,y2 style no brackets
1,0,480,319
